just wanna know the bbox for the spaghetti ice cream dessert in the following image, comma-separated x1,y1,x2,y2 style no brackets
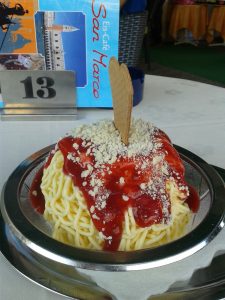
30,119,199,251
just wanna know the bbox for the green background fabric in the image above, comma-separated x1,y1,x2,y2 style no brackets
150,44,225,85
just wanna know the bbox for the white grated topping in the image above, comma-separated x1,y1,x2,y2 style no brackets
32,190,37,196
90,205,95,213
71,119,157,165
73,143,79,150
140,183,146,190
99,232,112,241
119,177,125,185
92,214,100,220
81,169,91,178
152,155,163,165
122,195,129,201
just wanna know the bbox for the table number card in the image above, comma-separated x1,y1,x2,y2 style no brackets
0,70,76,112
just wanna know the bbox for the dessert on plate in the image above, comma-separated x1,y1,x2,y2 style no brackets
30,119,199,251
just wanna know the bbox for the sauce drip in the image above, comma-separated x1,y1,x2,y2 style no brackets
186,185,200,213
29,166,45,214
30,129,200,251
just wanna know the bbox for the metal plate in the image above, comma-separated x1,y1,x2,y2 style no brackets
1,146,225,299
0,220,112,300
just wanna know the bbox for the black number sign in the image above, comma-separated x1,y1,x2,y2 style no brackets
21,76,56,99
20,76,36,99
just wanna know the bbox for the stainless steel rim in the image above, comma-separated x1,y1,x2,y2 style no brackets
1,145,225,271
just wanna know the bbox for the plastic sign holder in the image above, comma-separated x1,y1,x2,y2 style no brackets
0,70,77,120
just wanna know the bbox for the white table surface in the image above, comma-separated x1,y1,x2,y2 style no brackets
1,75,225,300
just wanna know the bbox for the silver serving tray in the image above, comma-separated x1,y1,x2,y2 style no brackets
1,145,225,299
